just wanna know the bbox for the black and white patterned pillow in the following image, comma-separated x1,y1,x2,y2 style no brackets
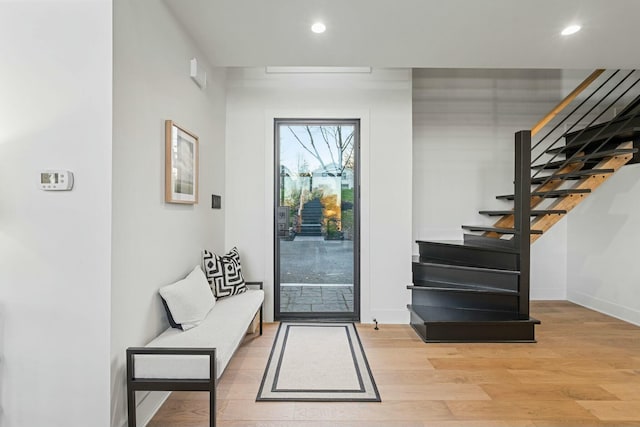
202,247,247,298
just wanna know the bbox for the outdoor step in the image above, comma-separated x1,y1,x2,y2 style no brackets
478,209,567,216
529,169,615,184
461,225,543,234
531,148,637,170
408,304,540,343
495,188,591,200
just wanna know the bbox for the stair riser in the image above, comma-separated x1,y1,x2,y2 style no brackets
463,234,515,250
410,312,536,343
412,263,519,292
411,288,518,312
417,241,518,270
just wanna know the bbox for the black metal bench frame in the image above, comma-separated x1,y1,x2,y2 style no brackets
126,282,263,427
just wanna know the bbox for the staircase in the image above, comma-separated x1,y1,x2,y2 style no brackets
297,198,323,237
409,69,640,343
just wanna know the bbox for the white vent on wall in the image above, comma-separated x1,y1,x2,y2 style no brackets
190,58,207,89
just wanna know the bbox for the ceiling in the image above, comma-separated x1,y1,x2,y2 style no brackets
163,0,640,70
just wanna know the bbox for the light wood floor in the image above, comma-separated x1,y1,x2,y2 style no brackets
149,301,640,426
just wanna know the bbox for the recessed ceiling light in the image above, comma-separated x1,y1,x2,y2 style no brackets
311,22,326,34
561,24,581,36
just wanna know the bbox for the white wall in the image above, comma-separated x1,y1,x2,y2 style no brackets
225,68,413,324
111,1,227,426
563,69,640,326
412,69,570,299
567,164,640,326
0,2,112,426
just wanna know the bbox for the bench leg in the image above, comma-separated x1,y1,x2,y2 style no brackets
210,382,216,427
127,386,137,427
259,305,263,336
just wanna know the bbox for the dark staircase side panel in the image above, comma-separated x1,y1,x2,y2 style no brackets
409,306,538,343
409,285,519,312
409,240,538,343
416,240,518,271
413,260,519,293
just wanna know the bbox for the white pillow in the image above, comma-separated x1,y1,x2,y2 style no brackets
159,265,216,331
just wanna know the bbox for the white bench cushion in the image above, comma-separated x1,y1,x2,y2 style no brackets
134,289,264,380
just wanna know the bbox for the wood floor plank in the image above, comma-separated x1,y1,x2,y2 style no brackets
507,368,640,384
419,422,536,427
446,400,598,421
366,348,436,370
218,421,425,427
480,383,619,401
218,400,296,421
293,401,453,421
373,368,522,385
532,420,640,427
600,383,640,400
148,302,640,426
430,357,613,371
578,401,640,421
378,383,490,401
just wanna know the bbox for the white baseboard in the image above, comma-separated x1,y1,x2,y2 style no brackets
531,288,567,300
367,309,410,324
120,391,171,427
568,290,640,327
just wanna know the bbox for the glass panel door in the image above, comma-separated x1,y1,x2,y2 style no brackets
275,119,359,320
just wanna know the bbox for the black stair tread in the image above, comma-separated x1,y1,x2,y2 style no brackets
408,280,518,295
530,168,616,184
415,240,518,254
496,188,591,200
478,209,567,216
463,234,517,250
408,304,540,324
461,225,543,235
532,148,638,170
412,256,520,275
544,145,573,155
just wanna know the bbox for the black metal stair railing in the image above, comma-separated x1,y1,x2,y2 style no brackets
471,69,639,245
529,69,640,190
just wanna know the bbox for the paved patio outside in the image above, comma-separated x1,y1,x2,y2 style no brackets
280,285,354,312
279,237,354,313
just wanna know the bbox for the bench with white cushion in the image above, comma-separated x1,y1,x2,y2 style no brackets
126,277,264,427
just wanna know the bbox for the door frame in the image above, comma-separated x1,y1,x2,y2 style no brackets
273,118,361,321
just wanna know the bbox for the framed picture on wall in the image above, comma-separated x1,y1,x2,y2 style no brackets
165,120,199,204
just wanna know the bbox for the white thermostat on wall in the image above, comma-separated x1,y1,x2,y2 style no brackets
40,170,74,191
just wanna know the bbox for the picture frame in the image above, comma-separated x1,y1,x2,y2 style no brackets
165,120,199,204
